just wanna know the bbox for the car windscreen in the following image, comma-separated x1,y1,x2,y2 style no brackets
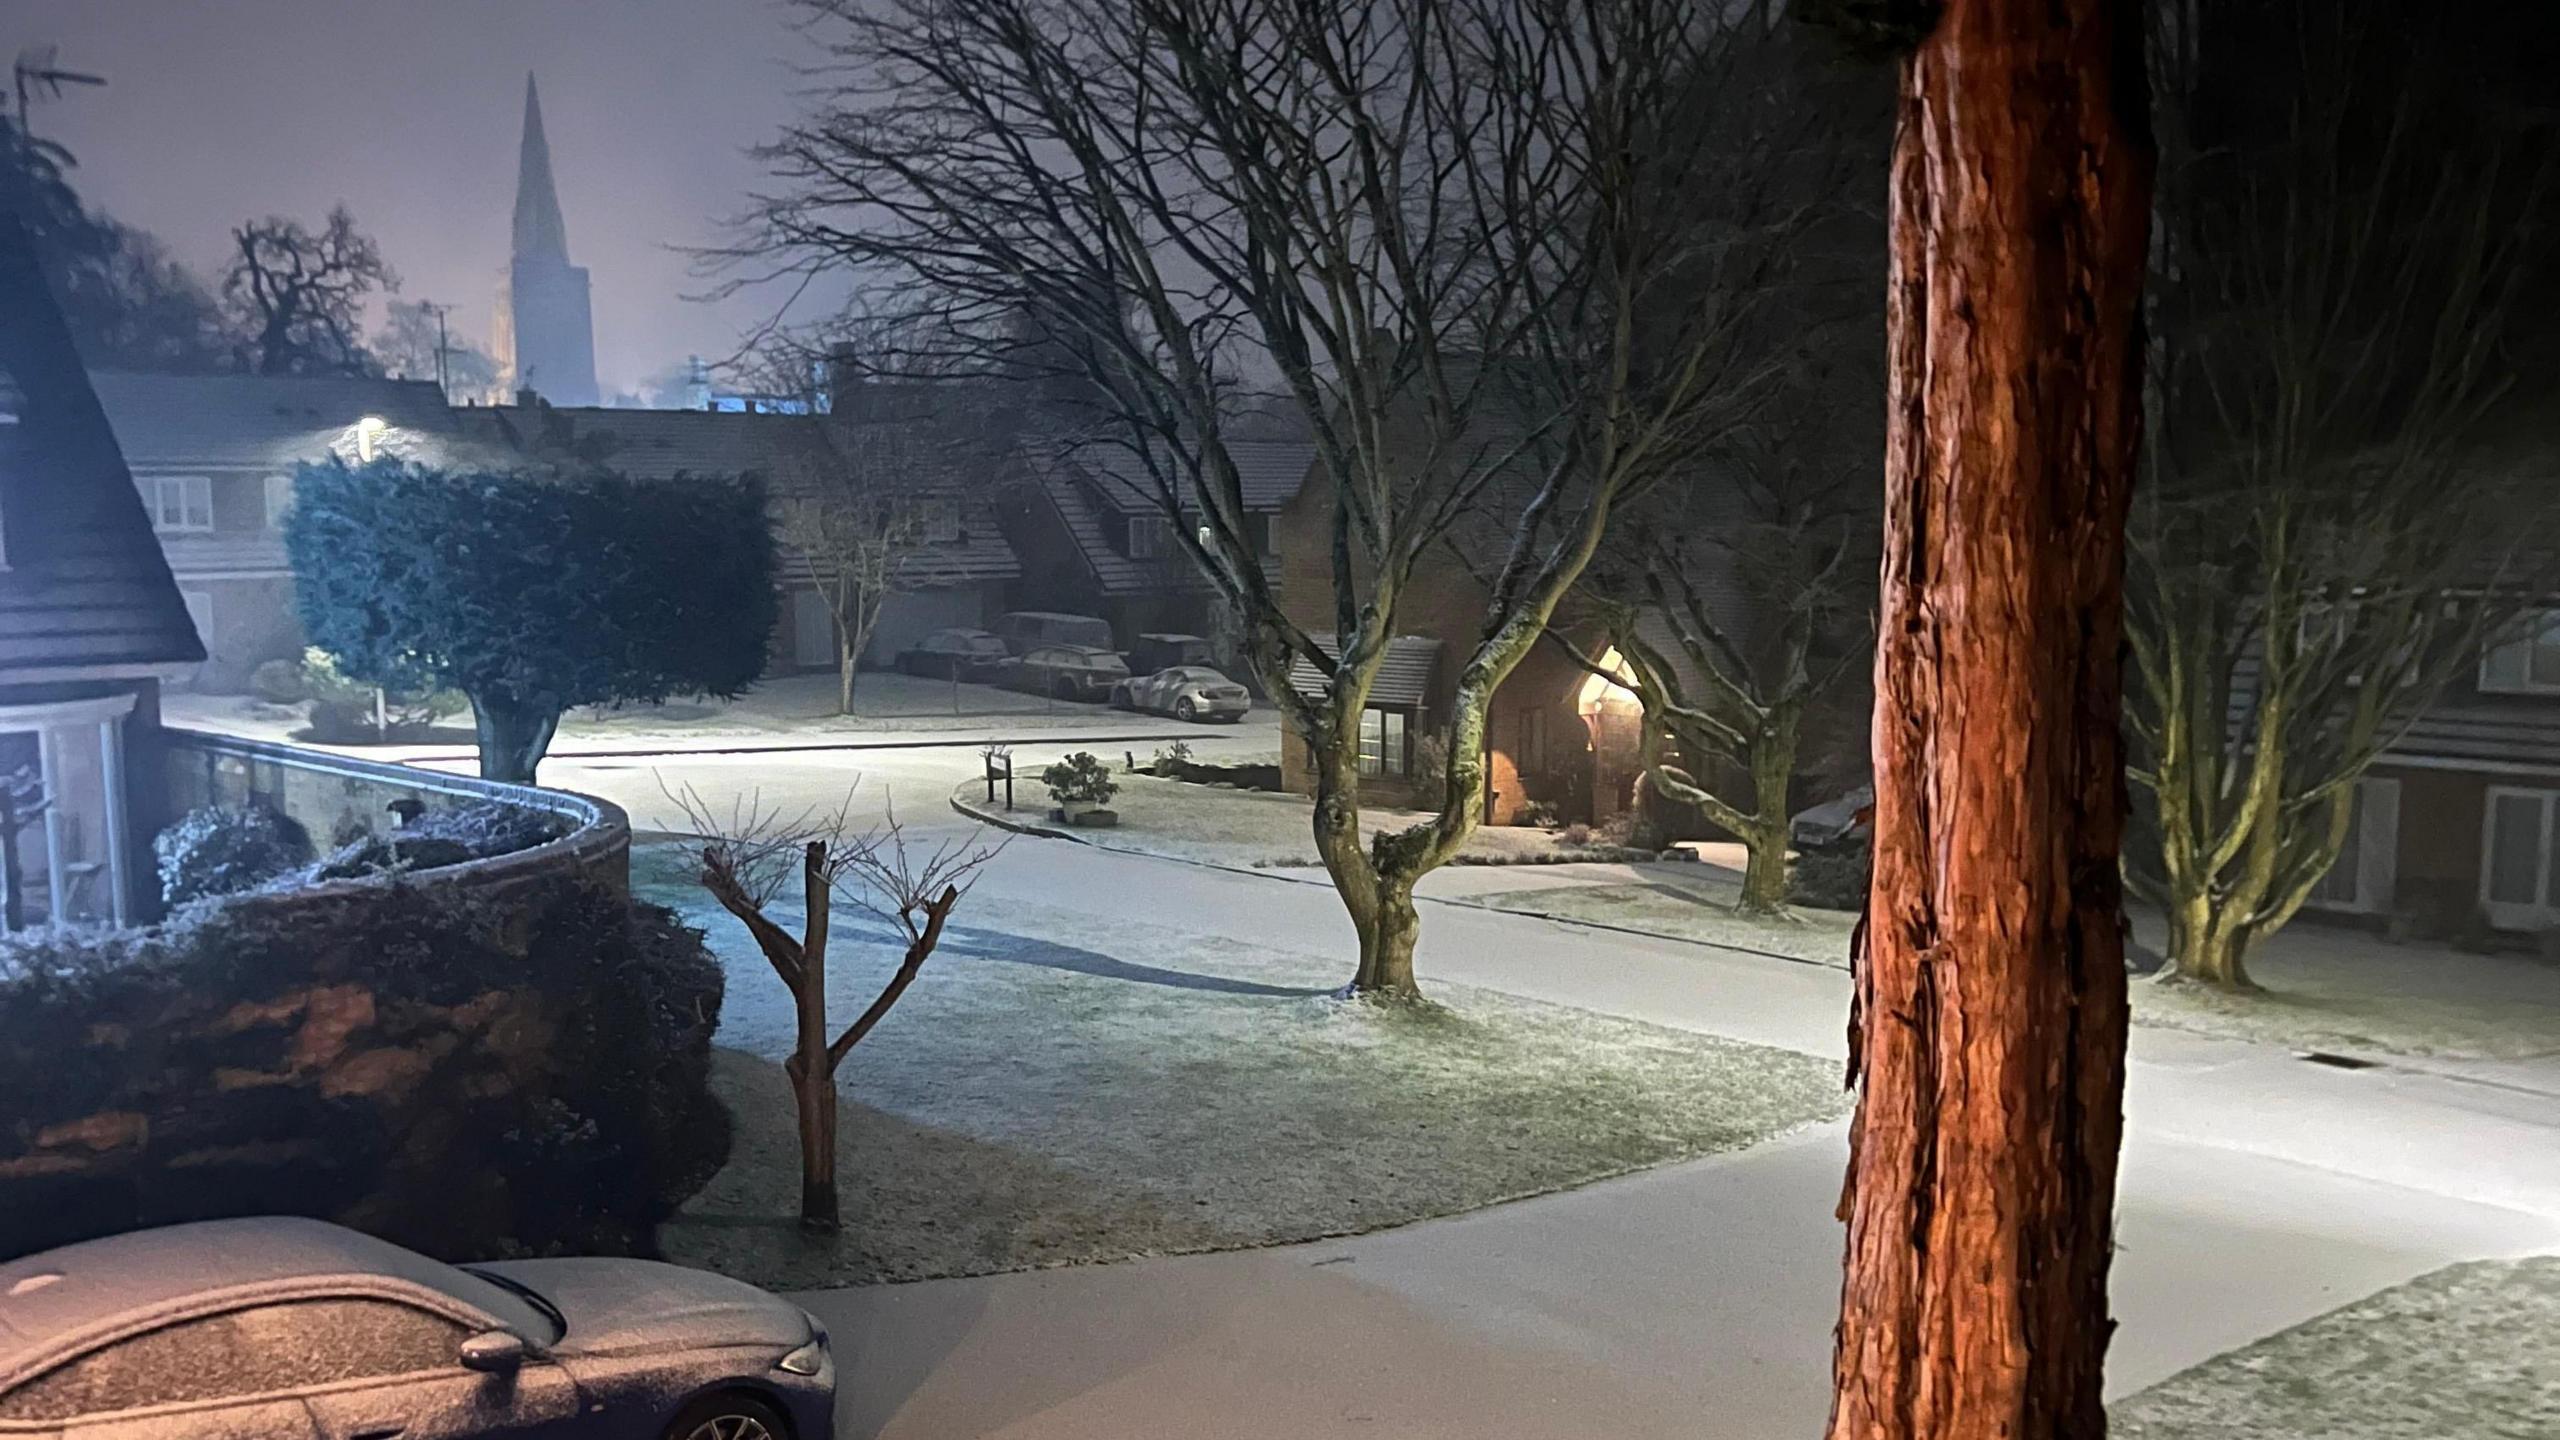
422,1264,559,1343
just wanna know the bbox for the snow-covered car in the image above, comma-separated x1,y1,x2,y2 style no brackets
1126,633,1216,676
1111,665,1252,723
992,610,1117,656
897,627,1009,680
0,1216,832,1440
1000,644,1131,702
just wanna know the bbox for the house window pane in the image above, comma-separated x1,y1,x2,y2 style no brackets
1358,708,1406,778
2487,793,2545,906
1127,515,1169,559
2532,617,2560,688
2310,787,2364,905
149,475,212,532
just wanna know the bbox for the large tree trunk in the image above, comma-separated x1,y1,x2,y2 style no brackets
1828,1,2149,1437
470,692,561,785
838,630,859,715
1736,721,1801,916
1308,731,1424,1000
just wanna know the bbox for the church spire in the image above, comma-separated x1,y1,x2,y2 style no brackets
511,73,570,264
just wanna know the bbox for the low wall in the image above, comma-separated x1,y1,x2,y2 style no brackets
161,728,630,897
0,733,717,1264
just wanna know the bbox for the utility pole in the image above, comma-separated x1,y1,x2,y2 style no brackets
421,301,454,400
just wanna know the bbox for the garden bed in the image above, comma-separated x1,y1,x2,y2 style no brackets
633,842,1845,1288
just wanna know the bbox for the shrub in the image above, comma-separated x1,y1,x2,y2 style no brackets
300,648,465,743
1558,822,1596,847
1042,751,1120,807
0,874,725,1260
1514,799,1560,829
293,801,567,885
154,804,315,906
249,658,310,705
1790,833,1872,911
1412,728,1450,785
1151,739,1194,774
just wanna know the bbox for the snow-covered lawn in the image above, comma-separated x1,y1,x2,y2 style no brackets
2112,1255,2560,1438
1459,864,2560,1063
630,841,1845,1289
958,768,1662,869
167,671,1276,748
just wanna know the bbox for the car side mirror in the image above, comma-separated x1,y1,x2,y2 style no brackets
459,1330,528,1373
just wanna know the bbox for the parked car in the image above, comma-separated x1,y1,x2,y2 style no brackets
1111,665,1253,723
898,627,1010,680
1127,633,1216,676
993,610,1117,656
0,1216,833,1440
1000,644,1131,702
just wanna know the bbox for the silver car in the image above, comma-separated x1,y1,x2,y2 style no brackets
1000,644,1131,702
0,1217,832,1440
1111,665,1253,723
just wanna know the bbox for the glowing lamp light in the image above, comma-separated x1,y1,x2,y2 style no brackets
354,415,389,463
1576,645,1641,715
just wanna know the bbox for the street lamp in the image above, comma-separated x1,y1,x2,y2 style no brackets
354,415,388,463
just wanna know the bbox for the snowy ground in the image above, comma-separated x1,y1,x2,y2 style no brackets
632,841,1845,1289
2112,1256,2560,1438
165,671,1285,752
955,768,1663,869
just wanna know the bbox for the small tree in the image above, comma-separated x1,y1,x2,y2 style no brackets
669,783,1001,1231
286,458,780,783
223,204,395,375
775,445,932,715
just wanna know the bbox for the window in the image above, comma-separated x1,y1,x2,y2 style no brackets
0,1300,461,1422
146,474,214,532
1126,514,1173,560
263,473,294,530
916,497,962,543
2481,786,2560,930
2481,610,2560,694
1358,707,1409,778
2306,778,2398,914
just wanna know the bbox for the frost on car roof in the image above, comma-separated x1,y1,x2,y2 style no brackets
0,1217,541,1387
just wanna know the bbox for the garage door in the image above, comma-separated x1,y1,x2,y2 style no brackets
864,587,990,667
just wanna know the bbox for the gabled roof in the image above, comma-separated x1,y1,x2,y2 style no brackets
473,404,836,482
0,213,204,678
88,372,460,471
1287,634,1444,710
1023,448,1211,598
1063,438,1317,515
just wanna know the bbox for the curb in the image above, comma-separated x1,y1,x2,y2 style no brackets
947,790,1091,846
387,729,1247,766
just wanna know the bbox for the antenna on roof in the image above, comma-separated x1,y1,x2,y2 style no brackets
11,46,105,130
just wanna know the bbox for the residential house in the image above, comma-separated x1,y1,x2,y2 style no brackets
1001,438,1313,651
2320,611,2560,937
88,371,472,690
0,212,205,929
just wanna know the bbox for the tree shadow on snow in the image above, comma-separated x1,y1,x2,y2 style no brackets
934,924,1329,999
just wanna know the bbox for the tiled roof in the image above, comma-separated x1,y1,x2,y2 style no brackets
474,405,836,481
0,217,204,676
1064,438,1317,514
1287,634,1444,710
1026,449,1211,598
2388,704,2560,773
89,372,459,471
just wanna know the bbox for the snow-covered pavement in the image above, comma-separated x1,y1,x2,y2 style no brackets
533,746,2560,1438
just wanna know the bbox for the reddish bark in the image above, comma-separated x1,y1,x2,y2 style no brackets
1827,2,2150,1437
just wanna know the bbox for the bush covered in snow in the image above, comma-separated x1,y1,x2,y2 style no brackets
153,804,316,906
293,800,568,885
1042,751,1120,807
0,874,725,1260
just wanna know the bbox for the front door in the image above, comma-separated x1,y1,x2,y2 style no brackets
2481,786,2560,932
792,589,839,670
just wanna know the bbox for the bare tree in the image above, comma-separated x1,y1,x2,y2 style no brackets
373,299,497,401
776,443,932,716
223,204,395,375
2127,0,2558,989
666,781,1002,1231
734,0,1786,998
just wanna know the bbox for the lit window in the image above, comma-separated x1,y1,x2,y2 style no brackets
263,474,294,530
2481,610,2560,694
147,475,214,533
1358,707,1408,778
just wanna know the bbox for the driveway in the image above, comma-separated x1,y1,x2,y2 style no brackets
540,748,2560,1438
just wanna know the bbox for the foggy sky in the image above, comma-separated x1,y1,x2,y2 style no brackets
12,0,834,398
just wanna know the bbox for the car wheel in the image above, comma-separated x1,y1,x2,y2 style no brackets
1175,697,1197,722
666,1391,789,1440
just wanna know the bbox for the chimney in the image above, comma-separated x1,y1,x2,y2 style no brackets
515,387,544,409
